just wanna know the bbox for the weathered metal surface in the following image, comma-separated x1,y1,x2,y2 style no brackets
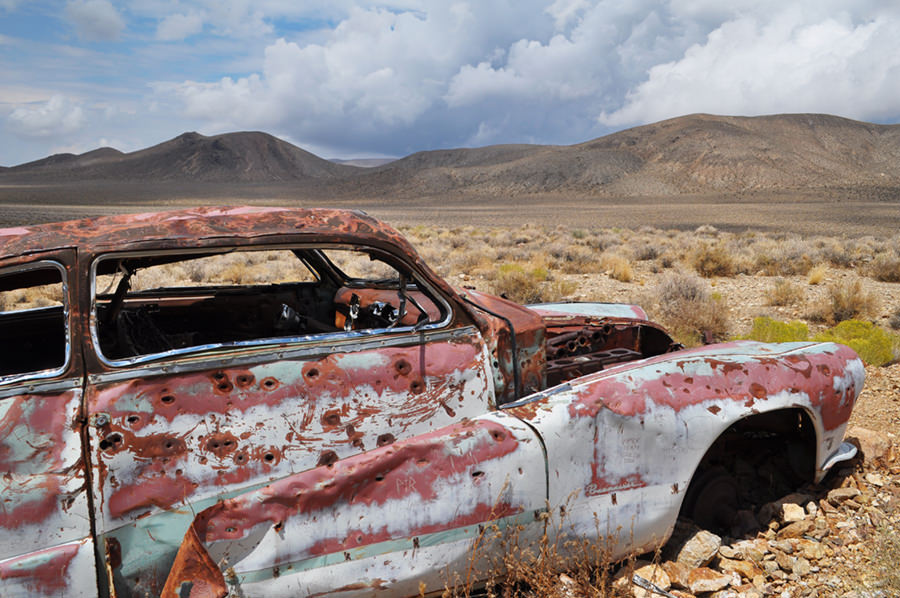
87,333,495,596
163,413,546,598
0,538,97,598
505,340,865,559
529,302,649,320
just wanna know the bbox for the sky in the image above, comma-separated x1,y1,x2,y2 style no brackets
1,1,900,167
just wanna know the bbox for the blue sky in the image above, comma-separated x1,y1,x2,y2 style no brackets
2,1,900,167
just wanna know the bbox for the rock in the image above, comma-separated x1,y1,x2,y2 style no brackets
688,567,733,594
846,426,894,465
719,545,740,560
718,557,766,580
805,501,818,517
864,472,885,487
795,538,826,560
672,529,722,568
662,560,692,589
777,519,813,539
780,503,806,523
773,550,795,572
769,539,794,554
633,564,671,598
792,556,811,576
669,591,696,598
827,487,861,506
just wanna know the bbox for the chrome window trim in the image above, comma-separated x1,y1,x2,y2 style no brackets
90,244,454,369
0,260,71,387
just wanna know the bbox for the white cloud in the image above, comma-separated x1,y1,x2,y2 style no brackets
8,95,86,138
600,9,900,126
65,0,126,41
156,12,205,41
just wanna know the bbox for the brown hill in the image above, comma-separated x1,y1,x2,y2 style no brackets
5,131,359,183
343,114,900,198
3,114,900,199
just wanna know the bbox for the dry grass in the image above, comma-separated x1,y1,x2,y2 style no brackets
868,251,900,282
647,270,730,346
689,242,736,277
807,264,828,285
601,253,634,283
767,278,804,306
807,278,879,324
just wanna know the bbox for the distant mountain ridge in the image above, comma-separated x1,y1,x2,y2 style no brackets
4,114,900,198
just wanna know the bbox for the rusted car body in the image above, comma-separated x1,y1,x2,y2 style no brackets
0,207,863,597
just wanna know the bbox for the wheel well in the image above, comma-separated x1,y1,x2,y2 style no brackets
679,408,817,534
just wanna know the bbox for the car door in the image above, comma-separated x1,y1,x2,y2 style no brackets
0,251,98,598
81,243,497,597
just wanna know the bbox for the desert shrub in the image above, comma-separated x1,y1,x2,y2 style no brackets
890,307,900,331
632,243,660,261
813,320,897,366
868,252,900,282
768,278,804,306
807,264,827,285
741,317,809,343
599,253,634,282
689,242,735,277
807,278,878,324
652,271,729,346
491,263,549,303
753,238,816,276
557,245,600,274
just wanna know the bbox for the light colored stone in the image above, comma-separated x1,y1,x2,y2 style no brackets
688,567,732,594
675,530,722,568
795,538,826,560
780,502,806,523
846,426,894,465
773,550,794,572
827,487,861,506
661,560,692,589
719,545,739,559
718,557,766,581
792,556,811,576
865,472,885,487
777,519,813,539
633,564,671,598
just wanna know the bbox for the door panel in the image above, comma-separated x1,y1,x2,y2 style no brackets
86,327,495,596
0,251,97,598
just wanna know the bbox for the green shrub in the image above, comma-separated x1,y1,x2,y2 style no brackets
741,317,809,343
813,320,897,366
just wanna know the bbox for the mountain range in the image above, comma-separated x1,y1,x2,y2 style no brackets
2,113,899,201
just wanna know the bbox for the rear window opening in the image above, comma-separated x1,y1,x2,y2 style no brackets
0,262,68,381
92,245,449,364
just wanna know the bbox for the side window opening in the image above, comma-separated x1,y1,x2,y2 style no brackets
0,262,68,380
93,246,449,364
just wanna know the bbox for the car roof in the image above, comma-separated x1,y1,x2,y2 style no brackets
0,206,417,258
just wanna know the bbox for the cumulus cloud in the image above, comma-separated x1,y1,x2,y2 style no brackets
65,0,126,41
600,8,900,126
156,12,205,41
8,95,86,138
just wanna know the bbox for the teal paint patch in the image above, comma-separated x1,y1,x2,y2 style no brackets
232,509,546,585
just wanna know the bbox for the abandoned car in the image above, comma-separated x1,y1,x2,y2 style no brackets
0,207,863,597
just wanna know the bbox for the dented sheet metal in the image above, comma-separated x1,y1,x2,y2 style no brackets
163,414,546,597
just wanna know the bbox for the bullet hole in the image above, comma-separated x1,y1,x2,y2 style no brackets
235,373,254,388
264,453,275,463
490,429,505,442
611,493,618,505
261,377,279,391
216,380,233,393
317,450,338,468
376,433,395,447
126,415,140,425
274,521,283,533
375,473,385,482
395,359,411,375
175,469,183,476
306,368,319,379
225,526,236,533
356,535,364,544
234,453,246,464
322,412,341,426
213,371,227,381
99,433,123,451
471,470,484,478
416,458,429,466
164,440,174,450
410,379,425,394
160,394,175,404
518,468,523,475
